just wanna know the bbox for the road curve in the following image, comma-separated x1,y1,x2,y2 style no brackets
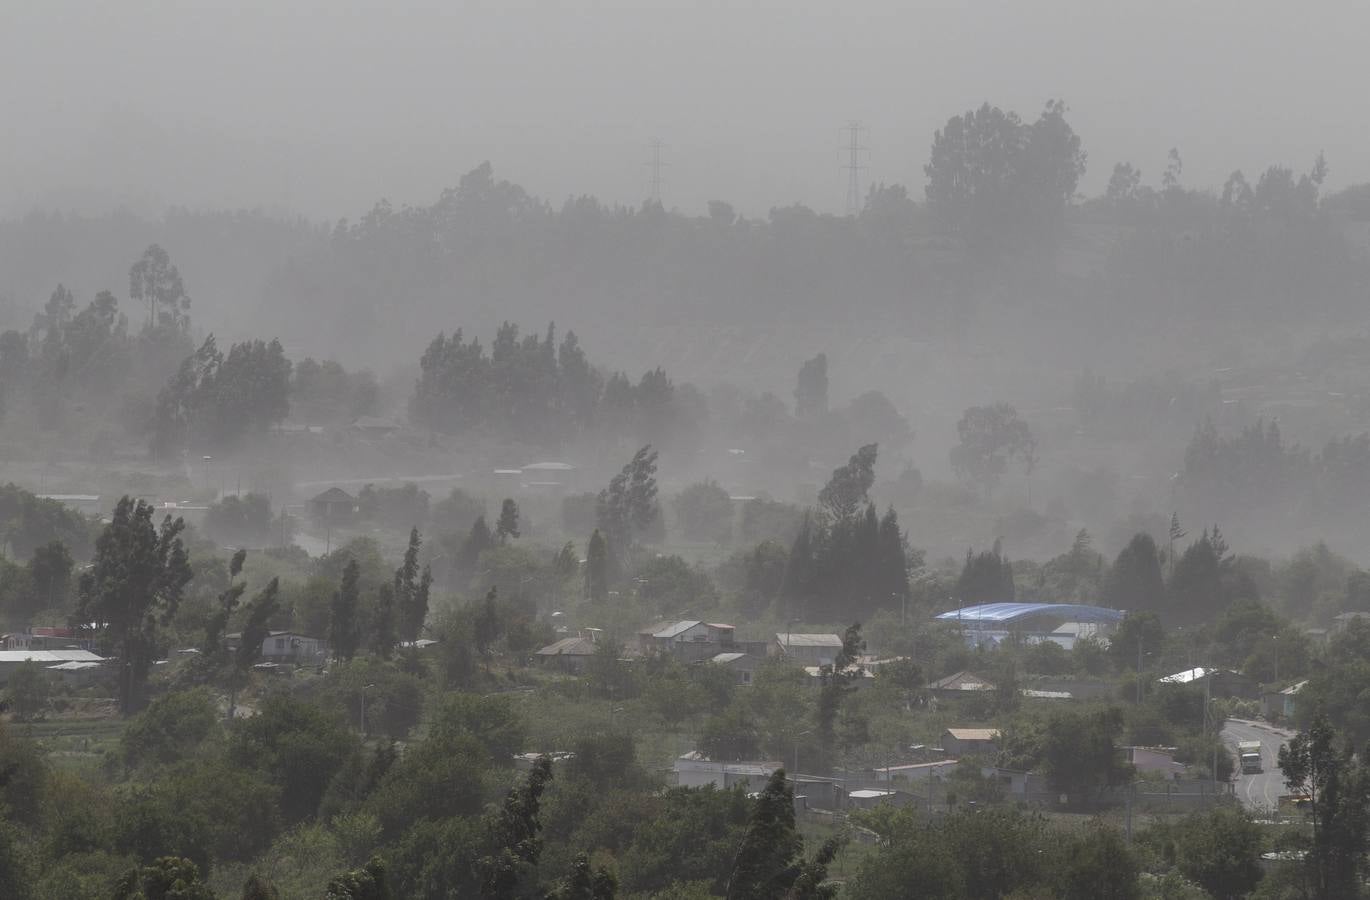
1222,718,1294,813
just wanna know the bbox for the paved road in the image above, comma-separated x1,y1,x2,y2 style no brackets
1222,718,1294,813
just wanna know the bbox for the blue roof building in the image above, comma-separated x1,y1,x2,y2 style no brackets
934,603,1125,648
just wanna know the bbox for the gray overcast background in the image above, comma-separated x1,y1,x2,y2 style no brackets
2,0,1359,219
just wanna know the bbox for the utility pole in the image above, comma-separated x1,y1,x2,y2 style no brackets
646,139,667,204
1136,637,1144,705
841,121,869,216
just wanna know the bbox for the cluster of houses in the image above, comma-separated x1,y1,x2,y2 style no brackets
654,657,1271,814
0,625,333,688
535,619,880,689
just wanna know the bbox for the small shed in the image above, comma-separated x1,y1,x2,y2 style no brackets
0,649,105,684
1333,611,1370,631
310,487,357,523
1156,667,1259,700
847,789,900,810
1261,680,1308,721
228,631,327,664
873,759,958,782
927,670,996,700
710,652,761,685
803,665,876,690
772,633,844,666
536,635,598,673
350,416,400,437
674,751,779,791
942,727,1001,757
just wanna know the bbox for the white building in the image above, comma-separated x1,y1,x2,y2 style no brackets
772,633,844,666
227,631,327,664
674,751,780,791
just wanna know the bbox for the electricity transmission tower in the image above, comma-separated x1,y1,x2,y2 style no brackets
841,121,869,216
646,139,667,203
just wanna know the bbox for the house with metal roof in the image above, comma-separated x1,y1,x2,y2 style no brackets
802,665,876,690
309,487,357,523
226,631,327,664
674,751,780,790
637,620,736,661
772,633,844,666
0,649,105,683
935,603,1125,648
1156,667,1258,699
709,651,761,685
535,635,599,673
942,727,1001,757
927,670,997,698
1262,679,1308,721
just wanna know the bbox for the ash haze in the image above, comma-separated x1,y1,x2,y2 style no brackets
1,0,1363,218
6,4,1370,896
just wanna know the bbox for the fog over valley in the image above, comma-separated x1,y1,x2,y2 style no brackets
3,3,1370,899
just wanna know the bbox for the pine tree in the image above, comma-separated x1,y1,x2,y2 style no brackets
330,559,362,662
726,770,803,900
496,498,521,542
76,497,193,714
1102,533,1165,613
781,514,817,617
956,541,1014,606
876,507,910,611
394,529,430,642
585,531,609,602
370,583,396,660
477,756,554,898
460,515,495,574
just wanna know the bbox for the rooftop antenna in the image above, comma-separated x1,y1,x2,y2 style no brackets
841,121,870,216
646,138,667,204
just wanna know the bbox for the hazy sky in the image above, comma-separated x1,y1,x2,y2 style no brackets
3,0,1362,220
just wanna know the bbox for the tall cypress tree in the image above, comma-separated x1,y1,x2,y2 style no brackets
330,559,362,662
76,496,193,714
585,530,609,602
1102,533,1165,613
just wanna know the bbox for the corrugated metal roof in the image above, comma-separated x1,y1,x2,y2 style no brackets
710,653,748,664
803,665,874,679
945,728,1000,741
654,620,703,639
0,650,104,663
776,633,843,647
536,637,597,656
877,760,958,771
934,603,1126,625
928,670,995,691
849,789,894,799
1158,666,1230,684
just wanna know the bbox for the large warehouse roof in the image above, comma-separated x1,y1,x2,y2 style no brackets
934,603,1126,625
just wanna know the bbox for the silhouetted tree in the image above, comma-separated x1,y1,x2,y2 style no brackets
585,530,609,602
1102,533,1166,613
496,499,521,542
76,497,193,714
330,559,362,662
794,353,828,419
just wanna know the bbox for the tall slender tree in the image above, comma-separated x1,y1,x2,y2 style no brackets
330,559,362,662
76,497,193,714
585,530,609,602
394,528,431,642
496,499,521,542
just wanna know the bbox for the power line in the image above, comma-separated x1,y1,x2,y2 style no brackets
645,139,667,204
840,121,870,216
